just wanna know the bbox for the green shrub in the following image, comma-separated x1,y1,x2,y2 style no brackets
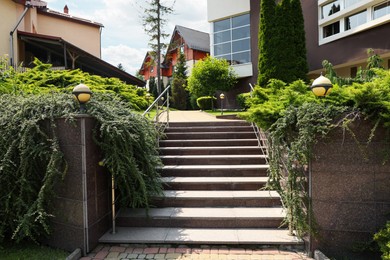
374,221,390,259
196,96,217,110
236,92,251,110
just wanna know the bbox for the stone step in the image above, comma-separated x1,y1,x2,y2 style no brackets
99,227,303,246
116,207,285,228
161,177,268,190
152,190,281,207
168,121,250,128
164,132,256,140
158,165,269,177
159,139,259,147
165,126,253,133
160,155,267,165
159,146,265,155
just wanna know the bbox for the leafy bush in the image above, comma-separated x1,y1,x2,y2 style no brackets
0,58,149,110
0,92,162,244
236,92,251,110
196,96,217,110
374,221,390,259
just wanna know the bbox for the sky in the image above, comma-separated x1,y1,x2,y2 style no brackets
44,0,210,75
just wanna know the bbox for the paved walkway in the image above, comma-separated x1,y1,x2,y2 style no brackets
159,110,234,122
82,244,313,260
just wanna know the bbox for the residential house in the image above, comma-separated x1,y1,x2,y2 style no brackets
207,0,390,107
1,0,144,86
139,25,209,90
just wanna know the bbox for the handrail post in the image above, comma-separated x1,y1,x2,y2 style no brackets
111,175,116,234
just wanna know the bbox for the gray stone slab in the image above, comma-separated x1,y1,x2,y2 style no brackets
99,227,169,243
236,229,303,244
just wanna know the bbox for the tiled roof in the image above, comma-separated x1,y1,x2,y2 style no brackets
174,25,210,52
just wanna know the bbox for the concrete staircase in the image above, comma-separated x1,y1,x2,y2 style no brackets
100,120,302,247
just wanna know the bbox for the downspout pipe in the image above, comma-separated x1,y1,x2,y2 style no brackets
10,3,31,67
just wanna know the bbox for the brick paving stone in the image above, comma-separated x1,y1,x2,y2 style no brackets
229,248,246,254
137,254,146,259
110,246,126,252
175,247,191,254
127,253,139,258
236,255,251,260
79,257,92,260
145,254,155,259
210,248,219,254
92,245,104,253
167,248,176,253
106,252,120,258
166,253,182,258
154,253,166,259
94,251,109,259
101,246,111,251
246,249,253,254
159,248,168,254
125,247,135,253
144,247,160,254
218,248,230,254
190,248,202,254
133,248,145,254
118,252,129,258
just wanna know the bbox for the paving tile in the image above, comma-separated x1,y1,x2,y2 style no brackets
110,246,126,252
94,251,108,259
137,254,146,259
126,253,140,258
118,252,129,258
143,247,160,254
106,252,120,258
165,253,182,258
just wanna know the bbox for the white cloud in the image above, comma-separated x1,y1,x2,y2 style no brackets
44,0,209,75
102,45,148,74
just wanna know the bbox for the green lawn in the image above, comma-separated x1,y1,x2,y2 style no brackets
0,241,69,260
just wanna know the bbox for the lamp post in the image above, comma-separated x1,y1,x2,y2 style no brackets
310,74,333,97
72,83,92,113
220,93,225,115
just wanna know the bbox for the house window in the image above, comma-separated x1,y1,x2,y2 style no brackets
213,13,251,64
345,0,362,8
323,21,340,38
373,1,390,20
345,11,367,30
321,0,340,19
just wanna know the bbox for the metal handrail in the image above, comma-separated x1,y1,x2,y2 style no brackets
249,83,269,163
143,85,171,131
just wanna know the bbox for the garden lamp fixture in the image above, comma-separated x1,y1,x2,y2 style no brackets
73,83,92,113
310,74,333,97
220,93,225,115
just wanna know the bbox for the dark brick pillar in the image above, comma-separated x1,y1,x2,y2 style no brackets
42,116,110,255
309,119,390,259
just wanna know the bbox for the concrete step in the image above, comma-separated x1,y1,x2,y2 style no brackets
159,146,265,155
152,190,281,207
165,126,253,133
99,227,303,246
160,155,267,165
116,207,285,228
161,177,268,190
159,139,259,147
164,132,256,140
158,165,269,177
168,121,250,128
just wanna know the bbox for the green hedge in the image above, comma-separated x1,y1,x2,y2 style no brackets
196,96,217,110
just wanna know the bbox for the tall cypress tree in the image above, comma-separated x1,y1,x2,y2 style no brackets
258,0,308,85
171,50,189,109
258,0,277,86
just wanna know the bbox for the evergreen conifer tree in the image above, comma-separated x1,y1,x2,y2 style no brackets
172,50,189,109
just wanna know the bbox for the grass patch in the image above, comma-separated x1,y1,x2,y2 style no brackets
0,241,69,260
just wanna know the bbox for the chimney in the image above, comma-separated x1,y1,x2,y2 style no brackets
64,5,69,14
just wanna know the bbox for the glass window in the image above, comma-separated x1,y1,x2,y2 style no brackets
232,39,250,53
373,1,390,20
345,0,362,8
345,11,367,30
214,43,231,56
321,0,340,19
213,13,251,65
232,13,250,27
323,21,340,38
232,26,250,40
232,52,251,65
214,19,230,32
214,31,231,44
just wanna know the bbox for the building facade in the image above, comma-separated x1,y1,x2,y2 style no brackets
207,0,390,107
1,0,144,86
139,25,209,91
